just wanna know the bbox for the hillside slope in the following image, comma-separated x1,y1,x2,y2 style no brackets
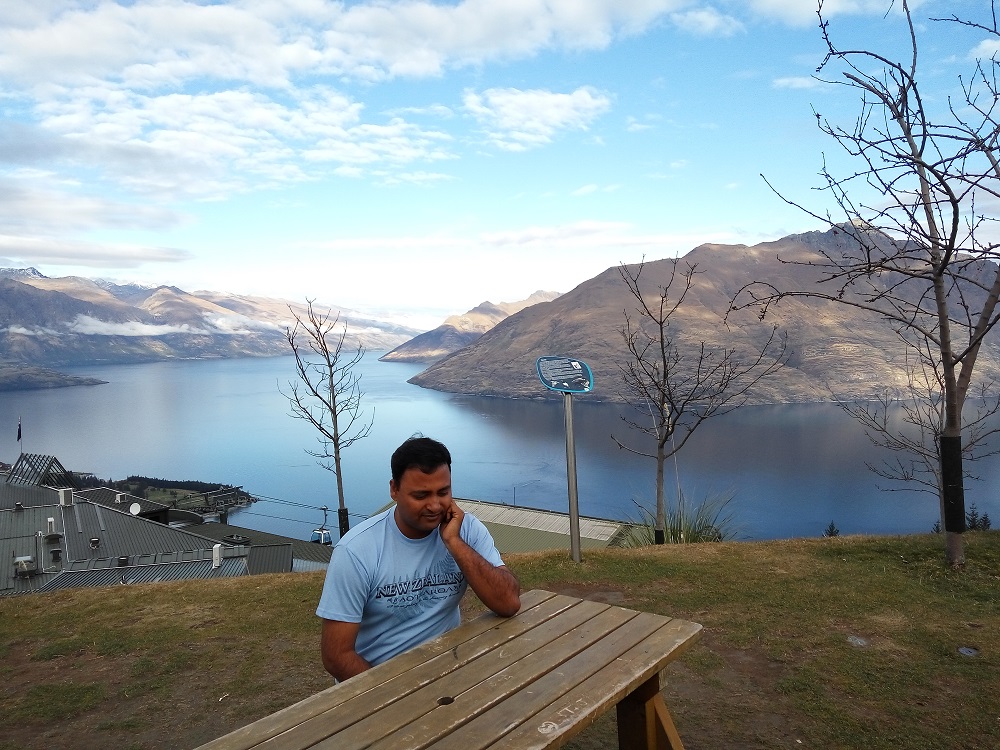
409,227,1000,404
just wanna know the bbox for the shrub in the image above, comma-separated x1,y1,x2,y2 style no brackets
617,488,736,546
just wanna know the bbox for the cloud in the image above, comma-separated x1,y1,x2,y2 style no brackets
67,315,208,336
742,0,897,26
0,234,191,268
0,1,690,90
970,39,1000,60
464,86,612,151
0,171,182,233
772,76,823,89
671,8,744,36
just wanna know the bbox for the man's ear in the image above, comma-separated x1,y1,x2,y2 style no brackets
389,479,398,500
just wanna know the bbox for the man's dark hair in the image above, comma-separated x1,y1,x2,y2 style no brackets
390,436,452,485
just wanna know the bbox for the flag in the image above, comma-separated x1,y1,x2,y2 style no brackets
16,417,21,442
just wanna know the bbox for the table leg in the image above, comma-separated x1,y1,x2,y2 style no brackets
615,674,686,750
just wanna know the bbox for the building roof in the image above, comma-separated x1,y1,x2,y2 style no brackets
74,487,168,516
36,556,250,592
190,521,333,565
0,475,292,595
372,498,632,555
455,499,631,554
0,503,67,595
0,479,62,510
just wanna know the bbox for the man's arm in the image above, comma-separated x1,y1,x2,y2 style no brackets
320,619,372,681
439,503,521,617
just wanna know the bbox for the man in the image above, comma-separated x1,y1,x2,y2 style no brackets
316,436,521,681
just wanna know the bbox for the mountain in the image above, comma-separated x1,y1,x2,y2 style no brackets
407,227,1000,404
379,290,562,363
0,271,423,388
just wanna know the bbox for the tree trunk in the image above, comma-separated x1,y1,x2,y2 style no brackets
655,440,666,545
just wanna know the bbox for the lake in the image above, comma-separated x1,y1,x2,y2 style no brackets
2,354,997,542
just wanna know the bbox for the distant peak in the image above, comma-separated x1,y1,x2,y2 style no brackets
0,267,46,279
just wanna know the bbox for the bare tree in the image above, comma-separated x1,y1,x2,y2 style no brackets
614,259,787,544
731,0,1000,565
282,300,372,538
838,339,1000,501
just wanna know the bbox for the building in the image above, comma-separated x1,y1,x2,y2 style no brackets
0,453,298,596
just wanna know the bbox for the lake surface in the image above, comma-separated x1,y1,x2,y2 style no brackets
2,354,997,542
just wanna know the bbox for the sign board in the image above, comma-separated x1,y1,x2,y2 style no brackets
536,356,594,394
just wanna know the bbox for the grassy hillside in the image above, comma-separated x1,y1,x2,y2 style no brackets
1,533,998,750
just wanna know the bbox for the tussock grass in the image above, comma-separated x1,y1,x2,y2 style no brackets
0,533,997,749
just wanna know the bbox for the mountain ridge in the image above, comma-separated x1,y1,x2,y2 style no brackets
407,226,1000,404
379,290,561,363
0,272,423,390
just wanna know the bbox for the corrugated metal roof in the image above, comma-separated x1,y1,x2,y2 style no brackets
247,544,293,575
75,487,168,515
0,479,60,509
456,500,623,542
0,504,67,596
190,522,334,564
292,559,329,573
37,557,249,592
60,501,228,561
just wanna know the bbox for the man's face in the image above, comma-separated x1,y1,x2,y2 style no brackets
390,463,452,539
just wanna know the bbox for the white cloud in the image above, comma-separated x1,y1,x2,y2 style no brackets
0,234,191,268
773,76,823,89
573,184,600,196
741,0,898,26
0,171,182,233
671,8,744,36
970,39,1000,60
68,315,208,336
464,86,612,151
0,1,692,90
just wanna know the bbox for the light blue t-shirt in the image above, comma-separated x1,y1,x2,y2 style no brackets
315,507,505,666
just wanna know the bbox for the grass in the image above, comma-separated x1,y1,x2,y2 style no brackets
0,532,997,749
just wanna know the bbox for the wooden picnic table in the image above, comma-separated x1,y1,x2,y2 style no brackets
194,589,703,750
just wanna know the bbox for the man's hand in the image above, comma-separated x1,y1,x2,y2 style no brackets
437,501,520,618
438,498,464,546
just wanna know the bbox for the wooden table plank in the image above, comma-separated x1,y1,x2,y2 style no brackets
485,618,703,750
303,599,616,750
195,590,563,750
193,591,704,750
356,604,640,750
426,611,671,750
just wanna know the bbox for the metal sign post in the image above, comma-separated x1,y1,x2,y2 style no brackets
536,356,594,563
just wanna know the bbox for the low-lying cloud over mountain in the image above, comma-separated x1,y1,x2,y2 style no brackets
0,270,422,381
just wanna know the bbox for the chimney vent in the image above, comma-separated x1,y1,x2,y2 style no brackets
47,517,55,534
14,501,24,512
117,556,129,567
59,488,73,506
115,493,126,504
212,543,222,569
90,537,100,550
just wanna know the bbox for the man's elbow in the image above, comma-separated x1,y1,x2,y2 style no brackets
494,579,521,617
495,596,521,618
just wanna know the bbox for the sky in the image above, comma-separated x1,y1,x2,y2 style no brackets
0,0,993,329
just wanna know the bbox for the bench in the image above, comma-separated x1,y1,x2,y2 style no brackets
194,589,703,750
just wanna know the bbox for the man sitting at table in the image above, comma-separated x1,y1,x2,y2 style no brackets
316,436,521,681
